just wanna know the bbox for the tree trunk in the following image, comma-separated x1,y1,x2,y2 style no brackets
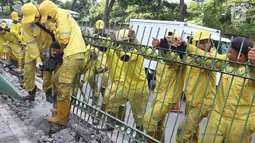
70,0,78,10
104,0,115,27
1,3,4,14
9,0,13,12
104,0,109,20
179,0,185,21
156,0,161,20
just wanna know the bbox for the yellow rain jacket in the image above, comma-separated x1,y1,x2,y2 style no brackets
82,47,107,82
194,49,255,143
155,61,185,104
189,47,255,119
97,50,108,88
0,31,19,44
21,23,52,63
117,48,147,89
215,67,255,120
139,47,184,103
185,47,218,107
106,49,125,82
143,56,185,133
0,31,23,59
10,21,22,42
21,22,53,92
54,8,86,59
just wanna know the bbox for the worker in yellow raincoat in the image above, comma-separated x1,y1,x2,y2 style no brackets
10,11,23,61
39,0,88,126
80,28,108,105
197,37,255,143
81,27,126,127
0,12,22,63
92,31,128,129
176,30,218,143
20,3,53,102
93,20,109,96
80,48,107,106
105,29,149,135
0,21,23,72
142,32,186,143
10,12,22,41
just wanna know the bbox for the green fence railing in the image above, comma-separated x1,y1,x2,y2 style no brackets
70,22,255,143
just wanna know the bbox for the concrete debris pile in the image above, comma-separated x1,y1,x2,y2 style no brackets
33,118,115,143
1,93,33,121
0,64,115,143
71,123,114,143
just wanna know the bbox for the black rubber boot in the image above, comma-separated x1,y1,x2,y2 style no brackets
46,88,53,103
22,86,37,101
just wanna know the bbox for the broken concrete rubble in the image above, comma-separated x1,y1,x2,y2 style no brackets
0,65,115,143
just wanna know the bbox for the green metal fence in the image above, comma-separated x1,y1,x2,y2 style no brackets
70,22,255,143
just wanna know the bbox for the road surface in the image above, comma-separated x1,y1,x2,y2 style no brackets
0,98,35,143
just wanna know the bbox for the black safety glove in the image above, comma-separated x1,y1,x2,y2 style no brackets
97,46,108,52
159,37,170,49
173,43,187,59
5,28,10,32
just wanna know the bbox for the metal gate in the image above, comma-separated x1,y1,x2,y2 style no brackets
70,22,255,143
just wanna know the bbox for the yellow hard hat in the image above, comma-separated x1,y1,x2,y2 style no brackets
116,29,129,41
0,22,7,29
95,20,105,30
192,30,213,43
39,0,58,23
11,12,19,21
21,3,38,24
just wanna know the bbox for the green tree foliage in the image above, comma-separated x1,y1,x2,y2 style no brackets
89,0,180,24
184,1,203,25
202,1,223,29
185,0,255,35
58,1,72,9
68,0,92,21
219,0,255,35
1,0,253,36
89,0,105,23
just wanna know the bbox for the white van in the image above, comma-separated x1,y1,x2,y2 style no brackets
129,19,230,88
